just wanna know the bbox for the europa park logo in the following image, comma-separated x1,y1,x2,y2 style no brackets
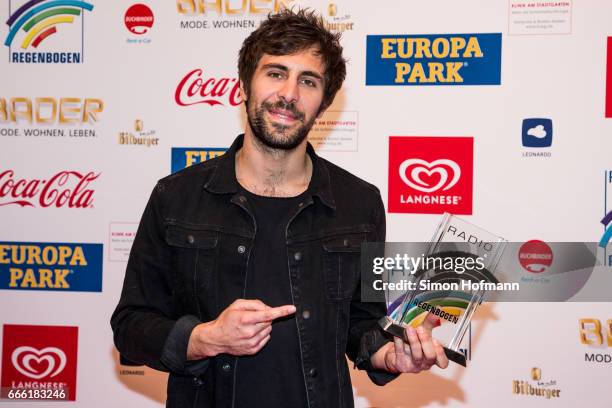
4,0,94,64
389,137,473,214
175,68,242,107
0,170,99,208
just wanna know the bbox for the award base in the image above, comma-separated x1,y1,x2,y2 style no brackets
378,316,467,367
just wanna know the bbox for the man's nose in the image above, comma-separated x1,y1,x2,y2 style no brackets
277,78,299,104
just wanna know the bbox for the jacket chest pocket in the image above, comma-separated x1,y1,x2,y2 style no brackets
322,234,365,301
165,225,218,307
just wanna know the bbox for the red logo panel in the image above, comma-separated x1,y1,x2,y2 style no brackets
389,136,473,214
607,37,612,118
125,4,154,35
518,240,553,274
1,325,78,401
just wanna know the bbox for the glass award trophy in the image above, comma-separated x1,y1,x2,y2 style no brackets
379,213,507,366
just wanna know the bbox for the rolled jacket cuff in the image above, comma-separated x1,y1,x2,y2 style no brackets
354,327,399,386
160,315,209,376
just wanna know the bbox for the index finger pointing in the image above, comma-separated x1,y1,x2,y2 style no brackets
245,305,296,324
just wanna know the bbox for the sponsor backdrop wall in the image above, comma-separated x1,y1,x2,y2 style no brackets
1,0,611,407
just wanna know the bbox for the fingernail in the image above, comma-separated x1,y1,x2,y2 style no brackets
288,305,296,313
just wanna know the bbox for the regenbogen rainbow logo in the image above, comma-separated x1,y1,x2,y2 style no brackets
4,0,94,63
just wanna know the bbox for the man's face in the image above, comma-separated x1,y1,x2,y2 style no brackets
243,48,326,150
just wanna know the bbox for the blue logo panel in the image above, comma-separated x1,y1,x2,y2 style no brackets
522,118,553,148
0,241,103,292
366,33,502,86
171,147,227,174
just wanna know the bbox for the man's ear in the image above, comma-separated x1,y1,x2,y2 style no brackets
239,80,248,102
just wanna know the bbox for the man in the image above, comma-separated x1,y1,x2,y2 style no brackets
111,9,448,408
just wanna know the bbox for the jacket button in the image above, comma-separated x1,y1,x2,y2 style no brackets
308,368,317,377
343,238,349,247
192,377,203,386
298,202,304,208
237,245,246,254
238,195,246,203
294,252,302,261
187,234,195,244
302,309,310,319
222,363,231,372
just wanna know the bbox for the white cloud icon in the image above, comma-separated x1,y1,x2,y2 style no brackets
527,124,547,138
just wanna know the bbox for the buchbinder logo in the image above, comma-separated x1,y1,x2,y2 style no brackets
389,137,473,214
1,325,78,401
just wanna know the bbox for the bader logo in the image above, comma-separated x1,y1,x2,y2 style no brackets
389,137,473,214
0,324,78,400
4,0,94,64
0,241,103,291
366,33,502,85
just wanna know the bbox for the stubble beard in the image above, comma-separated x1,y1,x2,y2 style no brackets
247,99,318,151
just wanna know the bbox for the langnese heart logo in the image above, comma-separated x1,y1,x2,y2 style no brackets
399,159,461,193
11,346,67,380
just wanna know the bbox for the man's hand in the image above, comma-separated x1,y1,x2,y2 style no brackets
187,299,296,359
371,313,449,373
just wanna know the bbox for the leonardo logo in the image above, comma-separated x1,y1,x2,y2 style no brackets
389,137,473,215
4,0,94,64
0,324,78,400
366,33,502,85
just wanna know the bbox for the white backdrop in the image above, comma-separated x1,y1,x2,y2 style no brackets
1,0,611,407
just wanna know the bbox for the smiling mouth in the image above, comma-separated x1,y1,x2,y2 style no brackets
267,107,300,123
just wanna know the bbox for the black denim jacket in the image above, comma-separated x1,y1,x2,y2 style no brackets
111,135,397,408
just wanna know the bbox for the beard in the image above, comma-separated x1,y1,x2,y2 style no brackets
247,99,317,151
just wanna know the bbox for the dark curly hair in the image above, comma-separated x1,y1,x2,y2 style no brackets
238,8,346,113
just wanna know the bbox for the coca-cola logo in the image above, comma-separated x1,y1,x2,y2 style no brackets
175,68,242,107
399,158,461,193
11,346,66,380
0,170,99,208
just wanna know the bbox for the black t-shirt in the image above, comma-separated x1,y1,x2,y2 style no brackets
234,188,309,408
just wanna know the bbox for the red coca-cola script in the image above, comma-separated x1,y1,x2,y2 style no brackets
0,170,99,208
175,68,242,107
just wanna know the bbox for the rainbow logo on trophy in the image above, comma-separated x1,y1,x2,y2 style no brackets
377,213,507,366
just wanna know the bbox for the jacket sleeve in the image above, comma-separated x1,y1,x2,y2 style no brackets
345,192,399,385
110,182,209,376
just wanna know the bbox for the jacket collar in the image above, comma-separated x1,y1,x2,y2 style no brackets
204,134,336,210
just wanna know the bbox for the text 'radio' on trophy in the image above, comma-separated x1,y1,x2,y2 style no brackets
378,213,507,367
